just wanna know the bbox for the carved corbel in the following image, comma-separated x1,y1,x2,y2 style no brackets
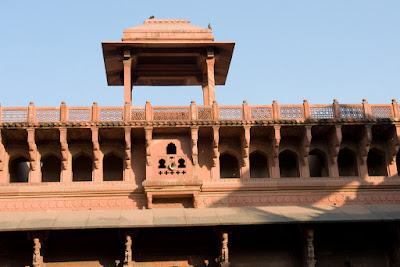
0,130,5,171
59,128,68,170
91,127,100,169
191,126,199,165
358,125,372,165
328,125,342,165
125,127,131,169
271,126,281,166
27,129,37,171
387,125,400,164
145,126,153,166
212,126,220,167
300,126,312,166
241,126,251,167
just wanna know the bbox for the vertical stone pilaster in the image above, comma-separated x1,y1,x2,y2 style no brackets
300,126,312,177
362,99,371,119
60,101,67,122
358,125,372,178
91,127,101,182
190,101,197,120
124,127,132,181
303,227,316,267
303,100,310,119
202,74,210,106
270,126,281,178
241,125,251,179
328,125,342,177
191,126,199,179
144,126,153,180
211,126,220,179
333,99,341,118
0,129,6,184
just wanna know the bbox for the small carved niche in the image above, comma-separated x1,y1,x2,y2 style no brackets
158,159,166,168
178,158,186,168
166,143,176,155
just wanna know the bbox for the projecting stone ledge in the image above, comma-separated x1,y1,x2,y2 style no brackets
1,204,400,232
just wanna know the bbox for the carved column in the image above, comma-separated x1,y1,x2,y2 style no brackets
205,48,216,105
123,234,134,267
191,126,199,179
0,130,5,184
211,126,220,179
270,126,281,178
387,125,400,176
328,125,342,177
124,127,132,181
358,125,372,178
303,228,316,267
241,126,251,179
28,231,48,267
27,128,39,183
123,49,133,106
219,232,230,267
59,128,71,182
144,126,153,180
91,127,101,182
300,126,312,177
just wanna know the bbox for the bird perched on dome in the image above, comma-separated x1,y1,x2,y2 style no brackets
149,15,155,19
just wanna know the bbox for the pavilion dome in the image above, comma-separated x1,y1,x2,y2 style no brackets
122,19,214,42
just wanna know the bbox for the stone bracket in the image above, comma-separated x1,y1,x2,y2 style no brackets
145,126,153,166
387,125,400,165
59,128,68,171
212,126,220,167
91,127,100,169
241,126,251,167
328,125,342,165
27,128,37,171
300,126,312,166
125,127,132,169
358,125,372,165
191,126,199,165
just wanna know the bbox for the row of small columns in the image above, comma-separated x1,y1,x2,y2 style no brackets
122,48,217,106
25,227,324,267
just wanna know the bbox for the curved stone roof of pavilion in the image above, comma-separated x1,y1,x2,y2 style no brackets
122,19,214,42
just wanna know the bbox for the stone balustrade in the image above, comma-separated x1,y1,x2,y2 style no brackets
1,99,399,123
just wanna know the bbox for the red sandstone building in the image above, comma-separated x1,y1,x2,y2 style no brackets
0,19,400,267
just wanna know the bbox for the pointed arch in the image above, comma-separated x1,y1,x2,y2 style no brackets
220,152,240,178
250,151,269,178
166,143,176,155
338,148,358,176
9,156,30,183
308,149,329,177
367,148,387,176
279,149,299,177
73,152,93,181
103,153,123,181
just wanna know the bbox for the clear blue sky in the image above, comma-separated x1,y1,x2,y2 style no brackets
0,0,399,107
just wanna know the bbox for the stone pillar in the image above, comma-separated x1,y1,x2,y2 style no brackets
91,127,101,182
358,125,372,178
59,128,71,182
241,126,251,179
300,126,312,178
0,129,5,183
270,126,281,178
27,128,39,183
191,126,199,179
303,228,316,267
144,126,153,181
205,48,216,105
328,125,342,177
219,232,230,267
123,234,134,267
202,74,210,106
124,127,132,181
123,49,133,106
211,126,220,179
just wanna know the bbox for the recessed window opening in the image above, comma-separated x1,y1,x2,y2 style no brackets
279,150,299,177
367,149,387,176
397,151,400,176
308,150,328,177
103,154,123,181
9,156,30,183
220,153,240,178
158,159,166,168
178,158,186,168
338,148,358,176
166,143,176,155
250,152,269,178
41,155,61,182
73,154,93,181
